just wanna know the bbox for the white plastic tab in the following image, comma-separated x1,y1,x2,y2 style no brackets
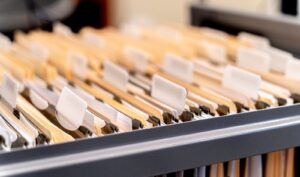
67,51,88,79
262,81,290,98
82,32,106,47
26,81,59,106
285,59,300,80
82,111,95,133
116,112,132,132
237,47,271,73
264,47,293,73
200,41,227,64
29,42,49,63
222,65,261,100
0,33,12,50
151,75,187,115
90,100,118,122
17,81,25,93
124,46,149,72
123,101,148,121
87,85,126,128
259,91,277,106
19,114,39,138
103,61,129,91
56,87,87,131
53,22,73,36
201,27,228,42
72,86,95,101
164,53,194,83
0,74,19,108
91,83,114,99
238,32,270,49
0,116,17,143
194,59,223,80
29,89,49,110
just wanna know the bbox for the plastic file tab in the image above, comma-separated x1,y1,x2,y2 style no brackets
29,90,49,110
103,61,129,91
264,47,293,73
164,53,194,83
237,47,271,73
67,51,88,80
116,113,132,132
82,111,96,133
124,46,149,72
28,42,49,63
0,116,17,144
200,41,227,64
53,22,73,36
56,87,87,131
285,59,300,80
0,74,19,108
222,65,261,100
238,32,270,49
151,75,187,115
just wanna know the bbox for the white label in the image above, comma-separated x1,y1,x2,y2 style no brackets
151,75,187,115
164,53,194,83
0,74,19,108
262,81,290,97
56,87,87,131
82,111,95,133
29,42,49,63
201,27,228,42
194,59,223,80
285,59,300,80
86,85,122,127
201,27,228,37
116,112,132,132
90,100,118,122
103,61,129,91
82,32,105,47
67,51,88,79
237,47,271,73
222,65,261,100
124,46,149,72
19,114,39,138
29,89,49,110
53,22,73,36
0,116,17,143
123,101,148,121
264,47,293,73
200,41,227,64
238,32,270,49
0,33,11,50
258,91,277,105
72,86,95,101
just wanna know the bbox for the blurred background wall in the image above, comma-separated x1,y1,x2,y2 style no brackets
109,0,197,25
109,0,281,26
0,0,295,37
